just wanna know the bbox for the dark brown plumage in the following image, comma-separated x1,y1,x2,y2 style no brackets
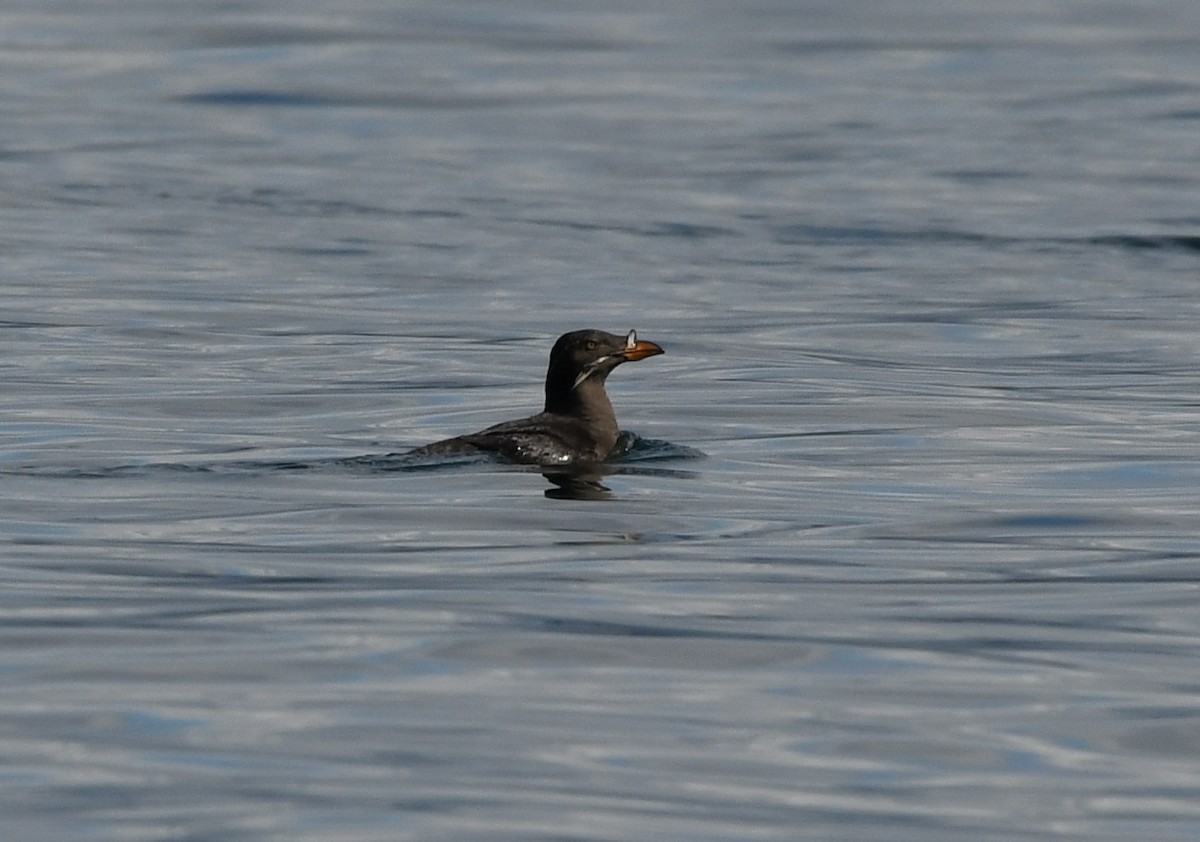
408,329,664,465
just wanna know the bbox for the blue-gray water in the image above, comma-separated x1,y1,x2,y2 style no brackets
4,2,1200,840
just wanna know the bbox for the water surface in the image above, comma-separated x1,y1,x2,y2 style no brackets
3,1,1200,840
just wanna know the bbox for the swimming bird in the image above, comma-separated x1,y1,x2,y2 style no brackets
408,329,663,466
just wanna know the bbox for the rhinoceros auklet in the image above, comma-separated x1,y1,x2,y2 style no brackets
409,329,663,466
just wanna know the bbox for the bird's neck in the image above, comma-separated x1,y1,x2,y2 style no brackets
544,376,616,426
543,375,620,459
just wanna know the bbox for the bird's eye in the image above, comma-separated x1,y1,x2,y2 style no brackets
585,340,597,351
